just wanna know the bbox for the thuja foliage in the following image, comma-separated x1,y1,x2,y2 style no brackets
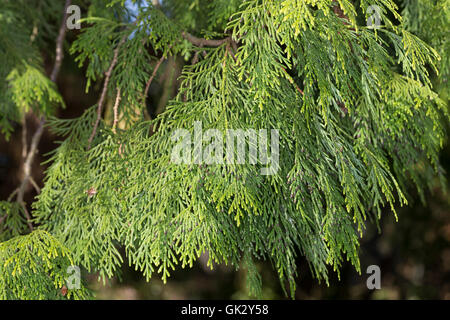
0,0,65,139
401,0,449,96
0,229,91,299
0,0,448,299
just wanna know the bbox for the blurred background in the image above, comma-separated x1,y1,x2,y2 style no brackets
0,0,448,299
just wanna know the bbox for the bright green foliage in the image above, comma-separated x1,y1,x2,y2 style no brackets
0,0,448,299
0,0,88,298
0,230,91,299
401,0,449,97
0,201,28,242
7,66,64,114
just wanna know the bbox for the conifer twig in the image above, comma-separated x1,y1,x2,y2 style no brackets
184,33,303,96
183,32,304,93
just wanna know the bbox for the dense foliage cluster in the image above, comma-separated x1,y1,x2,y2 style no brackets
0,0,448,299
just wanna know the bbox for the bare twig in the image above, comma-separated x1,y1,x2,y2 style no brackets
50,0,72,83
182,32,239,65
191,37,205,65
29,177,41,194
112,88,121,134
20,203,34,231
231,40,238,54
141,55,166,123
143,55,165,103
87,34,128,149
15,120,45,231
281,66,304,96
7,188,19,202
156,56,177,115
182,32,230,47
293,83,305,96
21,115,27,159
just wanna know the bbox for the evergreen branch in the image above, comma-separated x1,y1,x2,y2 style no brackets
87,34,128,149
182,31,298,92
9,0,72,231
13,0,446,298
192,48,203,65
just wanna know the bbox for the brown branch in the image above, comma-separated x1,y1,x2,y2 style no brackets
143,55,165,103
192,52,200,64
294,83,304,96
50,0,72,83
87,34,128,149
231,39,238,53
141,55,166,124
21,115,27,159
7,188,19,202
183,32,239,65
112,88,121,133
20,204,34,231
29,177,41,194
182,32,230,47
15,120,45,231
281,66,304,96
157,57,179,115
